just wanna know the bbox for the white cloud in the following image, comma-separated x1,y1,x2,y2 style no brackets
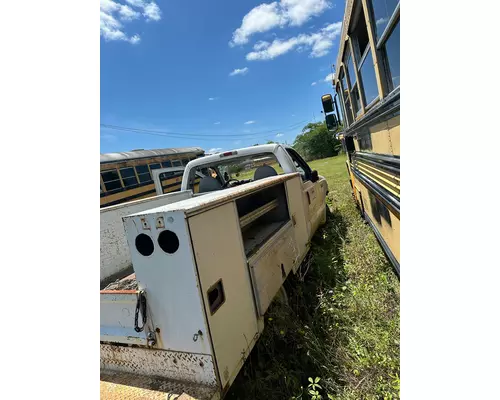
208,147,223,153
231,3,284,46
244,120,256,124
214,121,221,125
246,21,342,60
129,34,141,44
282,0,330,26
230,0,331,46
324,72,334,82
254,40,271,50
125,0,146,7
229,67,249,76
376,17,388,26
311,81,317,86
100,0,161,44
276,133,284,137
208,97,219,101
119,5,140,21
143,2,161,21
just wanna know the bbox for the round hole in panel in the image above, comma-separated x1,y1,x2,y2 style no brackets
135,234,154,256
158,230,180,254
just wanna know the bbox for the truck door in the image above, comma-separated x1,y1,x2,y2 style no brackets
285,148,326,239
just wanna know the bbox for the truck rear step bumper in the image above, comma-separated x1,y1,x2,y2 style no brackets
101,370,220,400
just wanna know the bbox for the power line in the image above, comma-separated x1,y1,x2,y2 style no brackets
100,120,307,141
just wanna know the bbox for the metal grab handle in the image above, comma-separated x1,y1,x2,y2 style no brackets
134,290,147,333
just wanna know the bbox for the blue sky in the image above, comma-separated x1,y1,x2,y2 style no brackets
100,0,345,154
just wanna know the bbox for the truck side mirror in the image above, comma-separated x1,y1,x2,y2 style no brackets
311,170,319,183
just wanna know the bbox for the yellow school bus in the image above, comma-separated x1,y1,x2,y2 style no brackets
323,0,400,275
100,147,205,208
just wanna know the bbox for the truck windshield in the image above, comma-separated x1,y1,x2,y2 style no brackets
187,153,284,192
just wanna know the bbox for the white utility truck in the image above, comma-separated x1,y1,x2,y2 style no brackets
100,144,328,399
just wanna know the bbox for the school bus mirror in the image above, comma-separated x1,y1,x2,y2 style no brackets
321,94,334,114
325,113,338,131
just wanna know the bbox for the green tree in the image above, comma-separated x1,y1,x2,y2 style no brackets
292,122,342,161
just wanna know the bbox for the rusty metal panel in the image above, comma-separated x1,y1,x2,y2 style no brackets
100,345,218,387
188,202,261,390
247,221,298,316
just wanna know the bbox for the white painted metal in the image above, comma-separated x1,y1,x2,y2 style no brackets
100,292,150,346
100,190,193,282
180,144,297,191
152,166,186,195
123,210,213,355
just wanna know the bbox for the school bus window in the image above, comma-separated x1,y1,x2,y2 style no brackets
344,97,354,125
340,70,348,99
360,49,379,106
335,92,344,122
344,48,362,116
101,169,122,191
120,167,138,187
172,159,182,167
371,0,399,41
351,5,370,59
352,86,362,116
181,158,189,166
351,6,379,108
384,21,400,90
149,163,161,170
161,160,172,168
344,48,356,88
136,165,152,183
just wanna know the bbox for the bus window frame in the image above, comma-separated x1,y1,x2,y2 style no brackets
358,43,380,111
368,0,400,95
172,159,182,167
101,168,124,192
119,166,139,188
135,164,153,184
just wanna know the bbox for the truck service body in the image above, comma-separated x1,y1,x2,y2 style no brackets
100,144,329,399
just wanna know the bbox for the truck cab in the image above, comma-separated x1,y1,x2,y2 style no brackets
178,144,328,238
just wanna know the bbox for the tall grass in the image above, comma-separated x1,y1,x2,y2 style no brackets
227,156,400,400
